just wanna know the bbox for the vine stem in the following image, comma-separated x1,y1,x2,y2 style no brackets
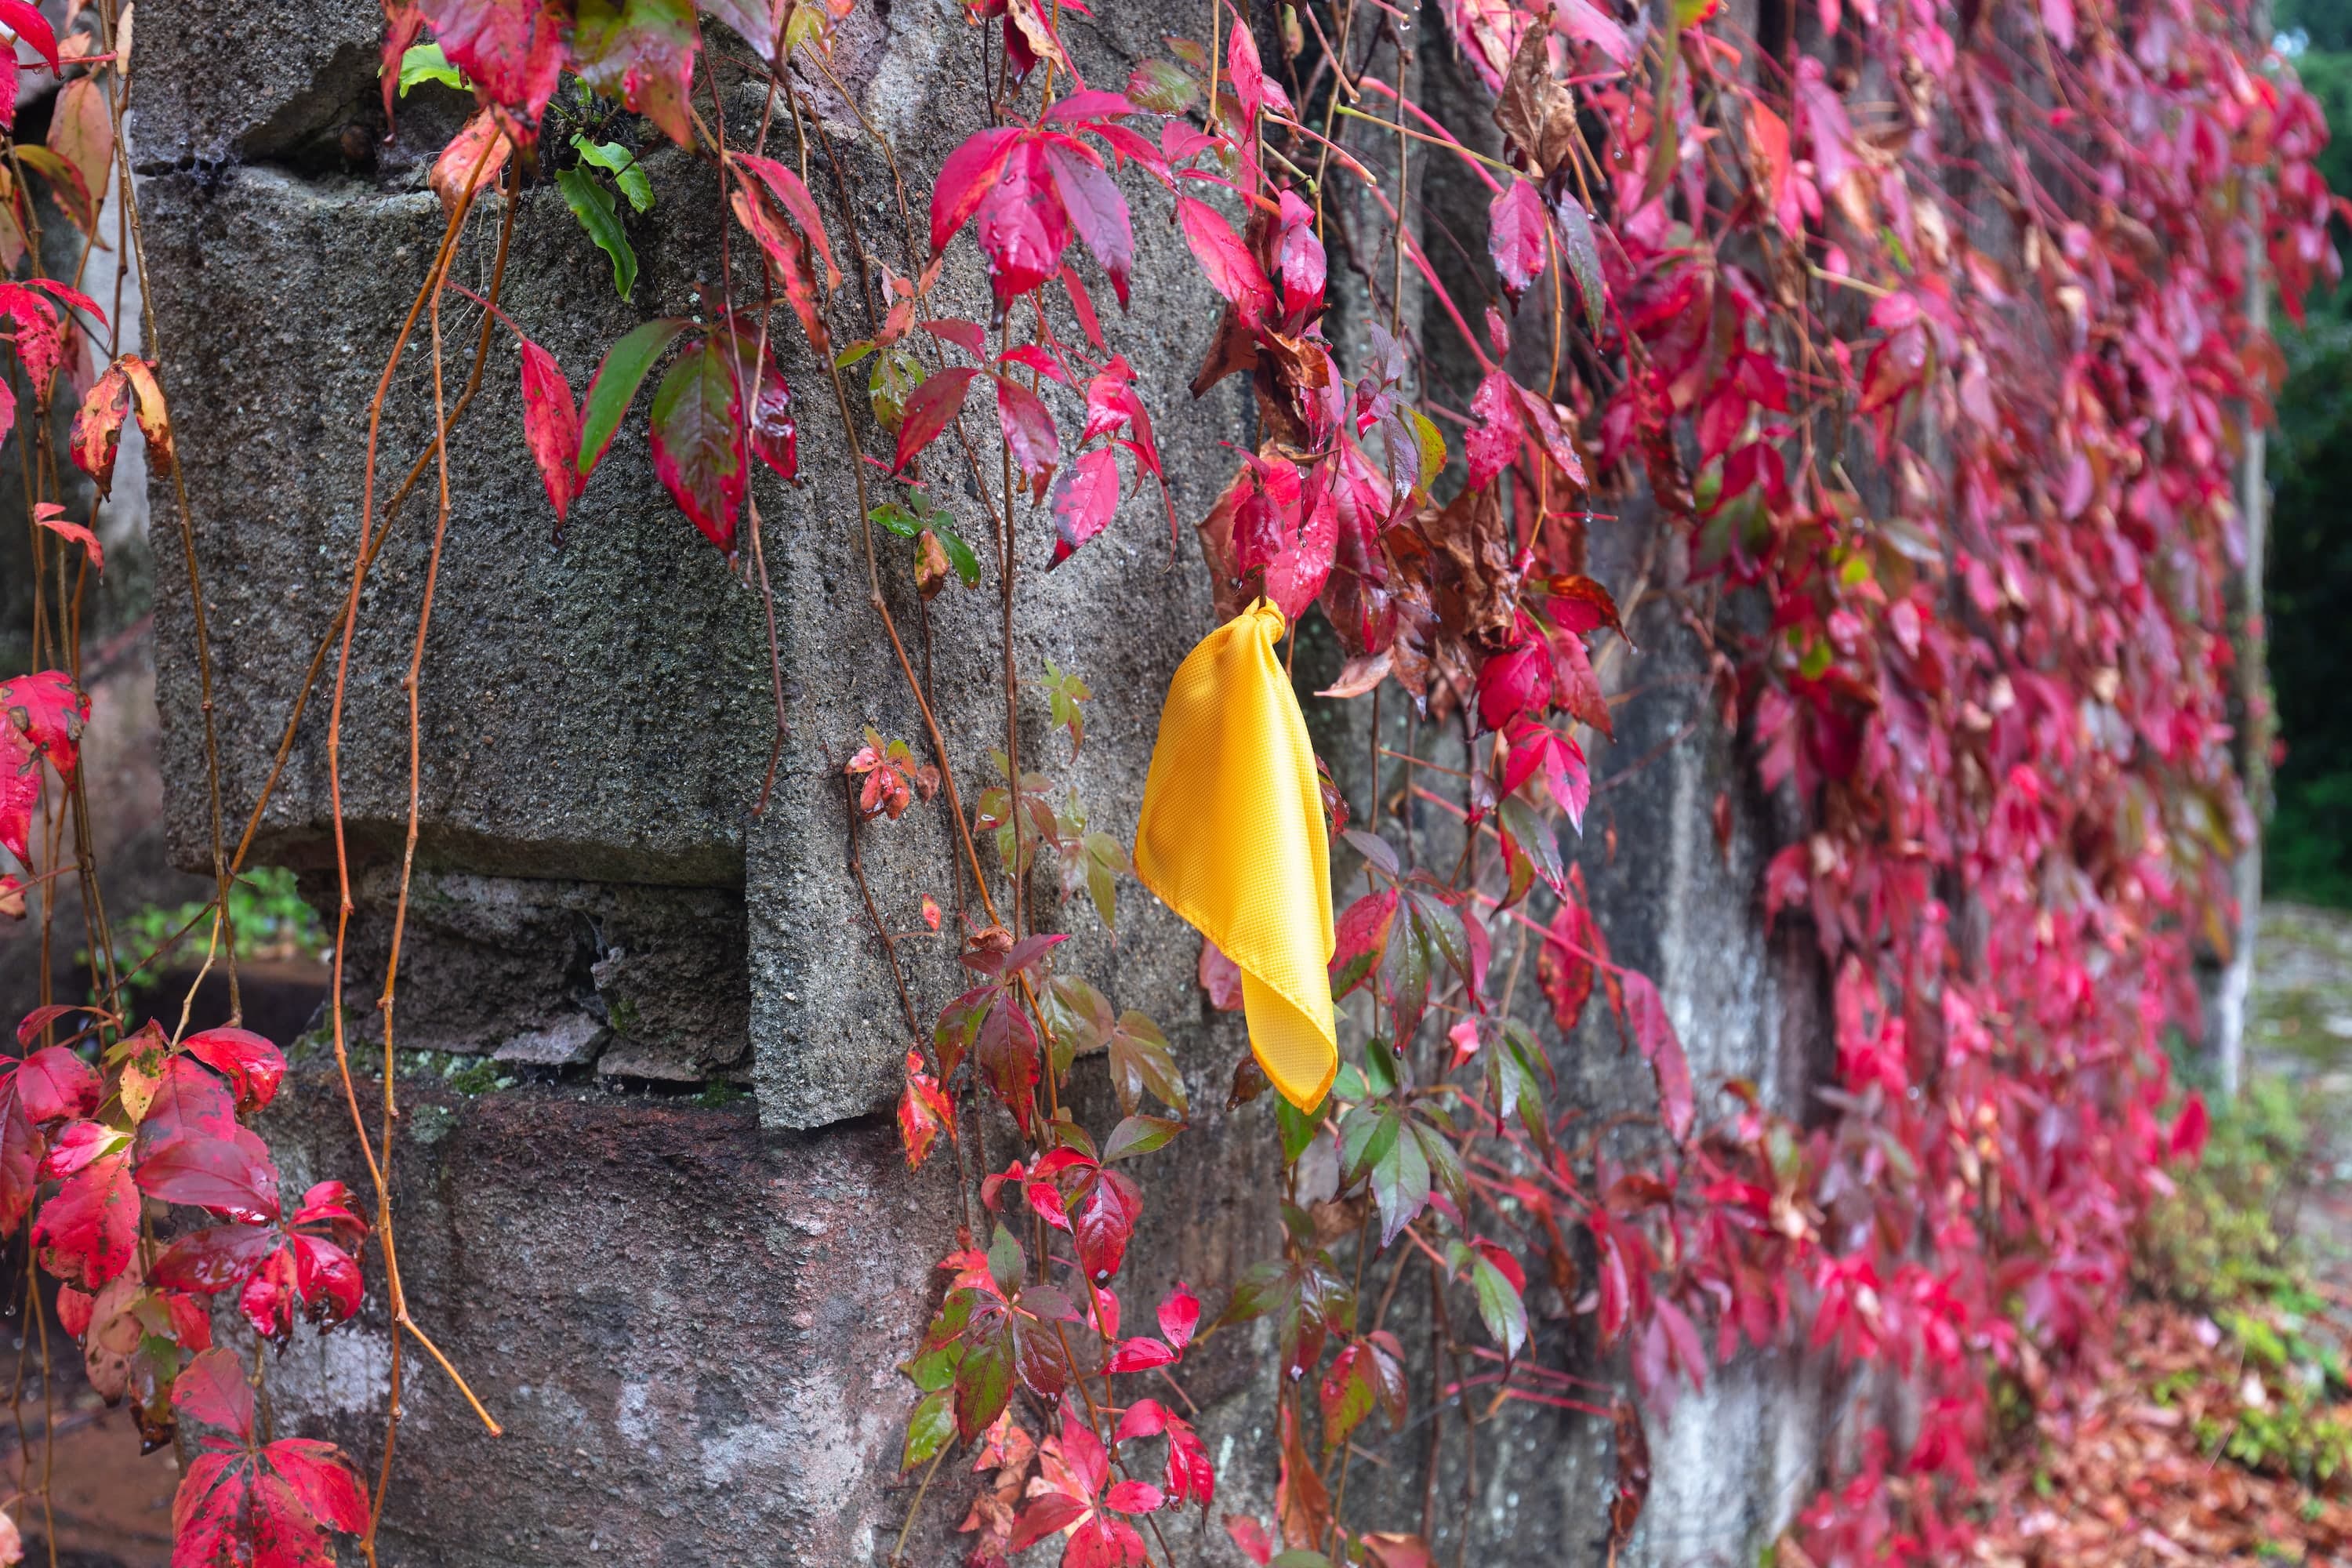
98,0,240,1025
310,138,508,1565
887,1445,950,1565
774,82,1004,931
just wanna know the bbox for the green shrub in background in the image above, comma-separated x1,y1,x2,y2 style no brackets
2137,1076,2308,1305
2139,1077,2352,1489
91,865,328,1003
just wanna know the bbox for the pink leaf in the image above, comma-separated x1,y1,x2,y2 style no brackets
1048,447,1122,567
1488,180,1548,302
1157,1282,1201,1352
32,503,100,574
930,127,1022,256
975,136,1072,308
1044,140,1134,307
1104,1335,1177,1372
996,375,1059,499
1620,971,1693,1142
1176,197,1273,324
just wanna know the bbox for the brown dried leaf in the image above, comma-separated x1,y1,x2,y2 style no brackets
1494,27,1579,178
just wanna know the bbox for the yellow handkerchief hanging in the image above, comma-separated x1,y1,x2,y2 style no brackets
1134,599,1338,1111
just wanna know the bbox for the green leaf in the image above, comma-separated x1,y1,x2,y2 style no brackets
648,337,747,549
1641,45,1680,209
1549,198,1607,336
986,1226,1024,1294
1471,1254,1530,1359
1083,832,1129,931
934,521,983,588
576,318,686,477
902,1387,955,1472
1106,1009,1185,1115
1039,974,1113,1079
870,501,924,539
901,1343,957,1392
397,41,467,95
1127,57,1201,115
557,164,638,301
1359,1037,1399,1097
1414,1118,1469,1215
1339,1102,1398,1185
1276,1094,1323,1166
869,343,925,432
1103,1113,1183,1162
1370,1111,1430,1246
1498,793,1564,898
571,134,654,212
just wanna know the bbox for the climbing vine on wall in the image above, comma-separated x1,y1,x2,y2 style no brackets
3,0,2338,1560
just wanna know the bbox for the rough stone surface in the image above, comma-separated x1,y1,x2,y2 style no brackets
252,1065,1284,1568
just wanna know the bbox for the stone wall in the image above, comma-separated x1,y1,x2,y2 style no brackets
133,1,1835,1563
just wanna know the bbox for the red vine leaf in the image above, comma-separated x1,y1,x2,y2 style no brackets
732,153,843,291
1487,179,1548,303
975,136,1072,310
182,1028,287,1115
572,0,698,147
171,1348,370,1567
517,336,583,528
1618,970,1693,1142
33,503,100,574
32,1122,136,1287
930,127,1022,258
150,1181,368,1341
418,0,570,128
648,334,746,554
430,108,513,220
996,375,1059,500
893,366,978,473
729,180,832,359
0,0,58,73
1175,197,1273,325
898,1048,954,1171
1041,140,1134,309
3,668,89,779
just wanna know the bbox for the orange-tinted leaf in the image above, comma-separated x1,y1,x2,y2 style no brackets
70,360,133,494
729,182,831,358
430,109,512,220
33,503,100,574
732,153,842,291
46,76,111,212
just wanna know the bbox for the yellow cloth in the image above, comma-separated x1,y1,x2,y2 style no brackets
1134,599,1337,1111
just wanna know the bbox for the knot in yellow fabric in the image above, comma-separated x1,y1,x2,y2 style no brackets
1134,599,1336,1111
